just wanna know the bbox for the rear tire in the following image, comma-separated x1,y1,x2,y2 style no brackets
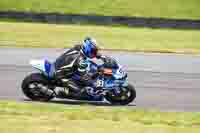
105,84,136,105
21,73,54,101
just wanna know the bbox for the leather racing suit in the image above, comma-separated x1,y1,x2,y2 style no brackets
54,45,105,97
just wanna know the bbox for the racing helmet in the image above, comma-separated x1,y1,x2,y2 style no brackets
81,37,98,58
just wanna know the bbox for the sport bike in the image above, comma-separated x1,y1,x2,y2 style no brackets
21,56,136,105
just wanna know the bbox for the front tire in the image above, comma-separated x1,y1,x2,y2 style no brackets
105,84,136,105
21,73,54,101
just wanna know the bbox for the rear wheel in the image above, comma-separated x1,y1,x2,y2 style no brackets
105,84,136,105
21,73,54,101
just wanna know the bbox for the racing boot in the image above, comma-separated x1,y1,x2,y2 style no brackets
63,79,82,99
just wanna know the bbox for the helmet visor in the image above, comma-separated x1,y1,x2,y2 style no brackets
91,47,98,58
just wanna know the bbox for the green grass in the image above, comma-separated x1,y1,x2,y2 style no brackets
0,100,200,133
1,21,200,54
0,0,200,20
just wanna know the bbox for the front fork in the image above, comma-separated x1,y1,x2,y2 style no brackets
105,80,129,96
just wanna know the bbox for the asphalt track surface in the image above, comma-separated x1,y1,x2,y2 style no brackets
1,48,200,112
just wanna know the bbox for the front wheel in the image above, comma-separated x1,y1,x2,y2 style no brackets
105,84,136,105
21,73,55,101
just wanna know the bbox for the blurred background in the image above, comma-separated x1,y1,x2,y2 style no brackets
0,0,200,53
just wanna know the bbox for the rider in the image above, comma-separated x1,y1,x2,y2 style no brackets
54,37,106,97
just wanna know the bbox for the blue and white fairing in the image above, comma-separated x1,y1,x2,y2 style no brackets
73,58,128,89
30,59,54,78
112,65,127,80
101,66,128,89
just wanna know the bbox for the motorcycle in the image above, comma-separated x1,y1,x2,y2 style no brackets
21,55,136,105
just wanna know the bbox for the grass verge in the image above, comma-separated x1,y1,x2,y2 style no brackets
0,100,200,133
0,21,200,54
0,0,200,20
